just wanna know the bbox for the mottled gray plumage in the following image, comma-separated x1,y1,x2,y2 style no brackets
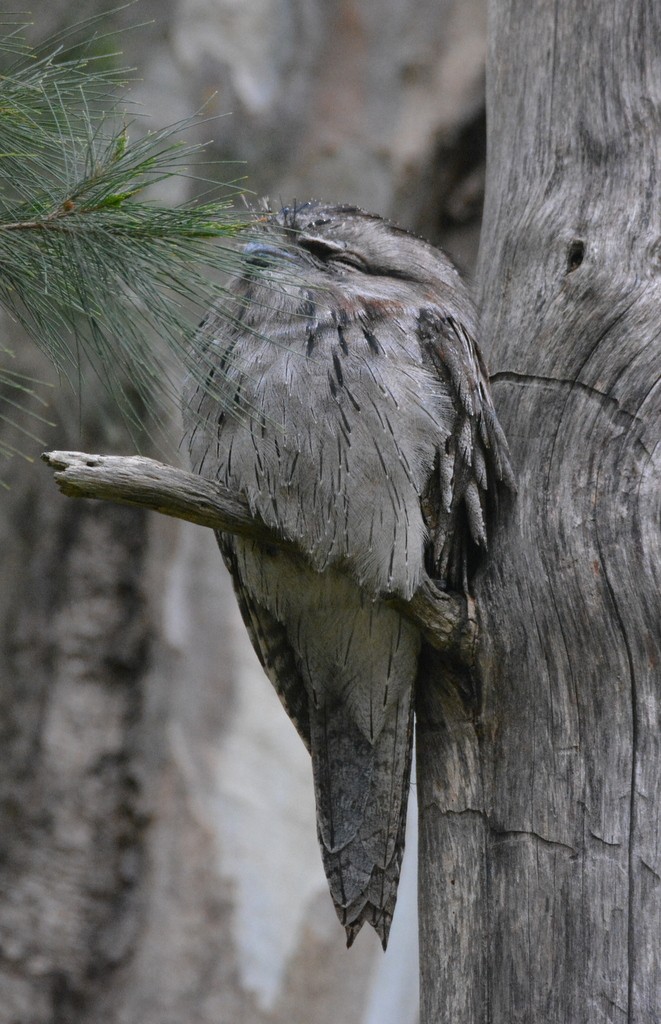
182,202,514,948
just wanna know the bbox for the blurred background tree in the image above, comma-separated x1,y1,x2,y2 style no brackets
0,3,487,1022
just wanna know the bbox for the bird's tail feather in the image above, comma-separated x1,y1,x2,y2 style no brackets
310,689,414,949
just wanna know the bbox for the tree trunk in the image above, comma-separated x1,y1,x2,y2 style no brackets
417,1,661,1021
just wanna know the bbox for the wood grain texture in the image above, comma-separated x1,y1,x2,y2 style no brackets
417,0,661,1021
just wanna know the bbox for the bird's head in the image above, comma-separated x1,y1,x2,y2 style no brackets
242,201,464,299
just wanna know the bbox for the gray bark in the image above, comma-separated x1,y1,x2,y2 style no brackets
417,1,661,1022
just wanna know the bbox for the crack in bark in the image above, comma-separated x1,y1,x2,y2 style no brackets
435,807,486,821
640,859,661,883
588,830,622,848
603,994,629,1018
490,828,578,857
490,370,642,424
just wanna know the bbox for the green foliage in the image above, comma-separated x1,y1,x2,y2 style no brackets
0,9,256,458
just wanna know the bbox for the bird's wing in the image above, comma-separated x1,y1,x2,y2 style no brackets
417,306,515,586
218,533,311,750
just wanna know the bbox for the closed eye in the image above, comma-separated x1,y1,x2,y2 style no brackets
297,233,364,268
